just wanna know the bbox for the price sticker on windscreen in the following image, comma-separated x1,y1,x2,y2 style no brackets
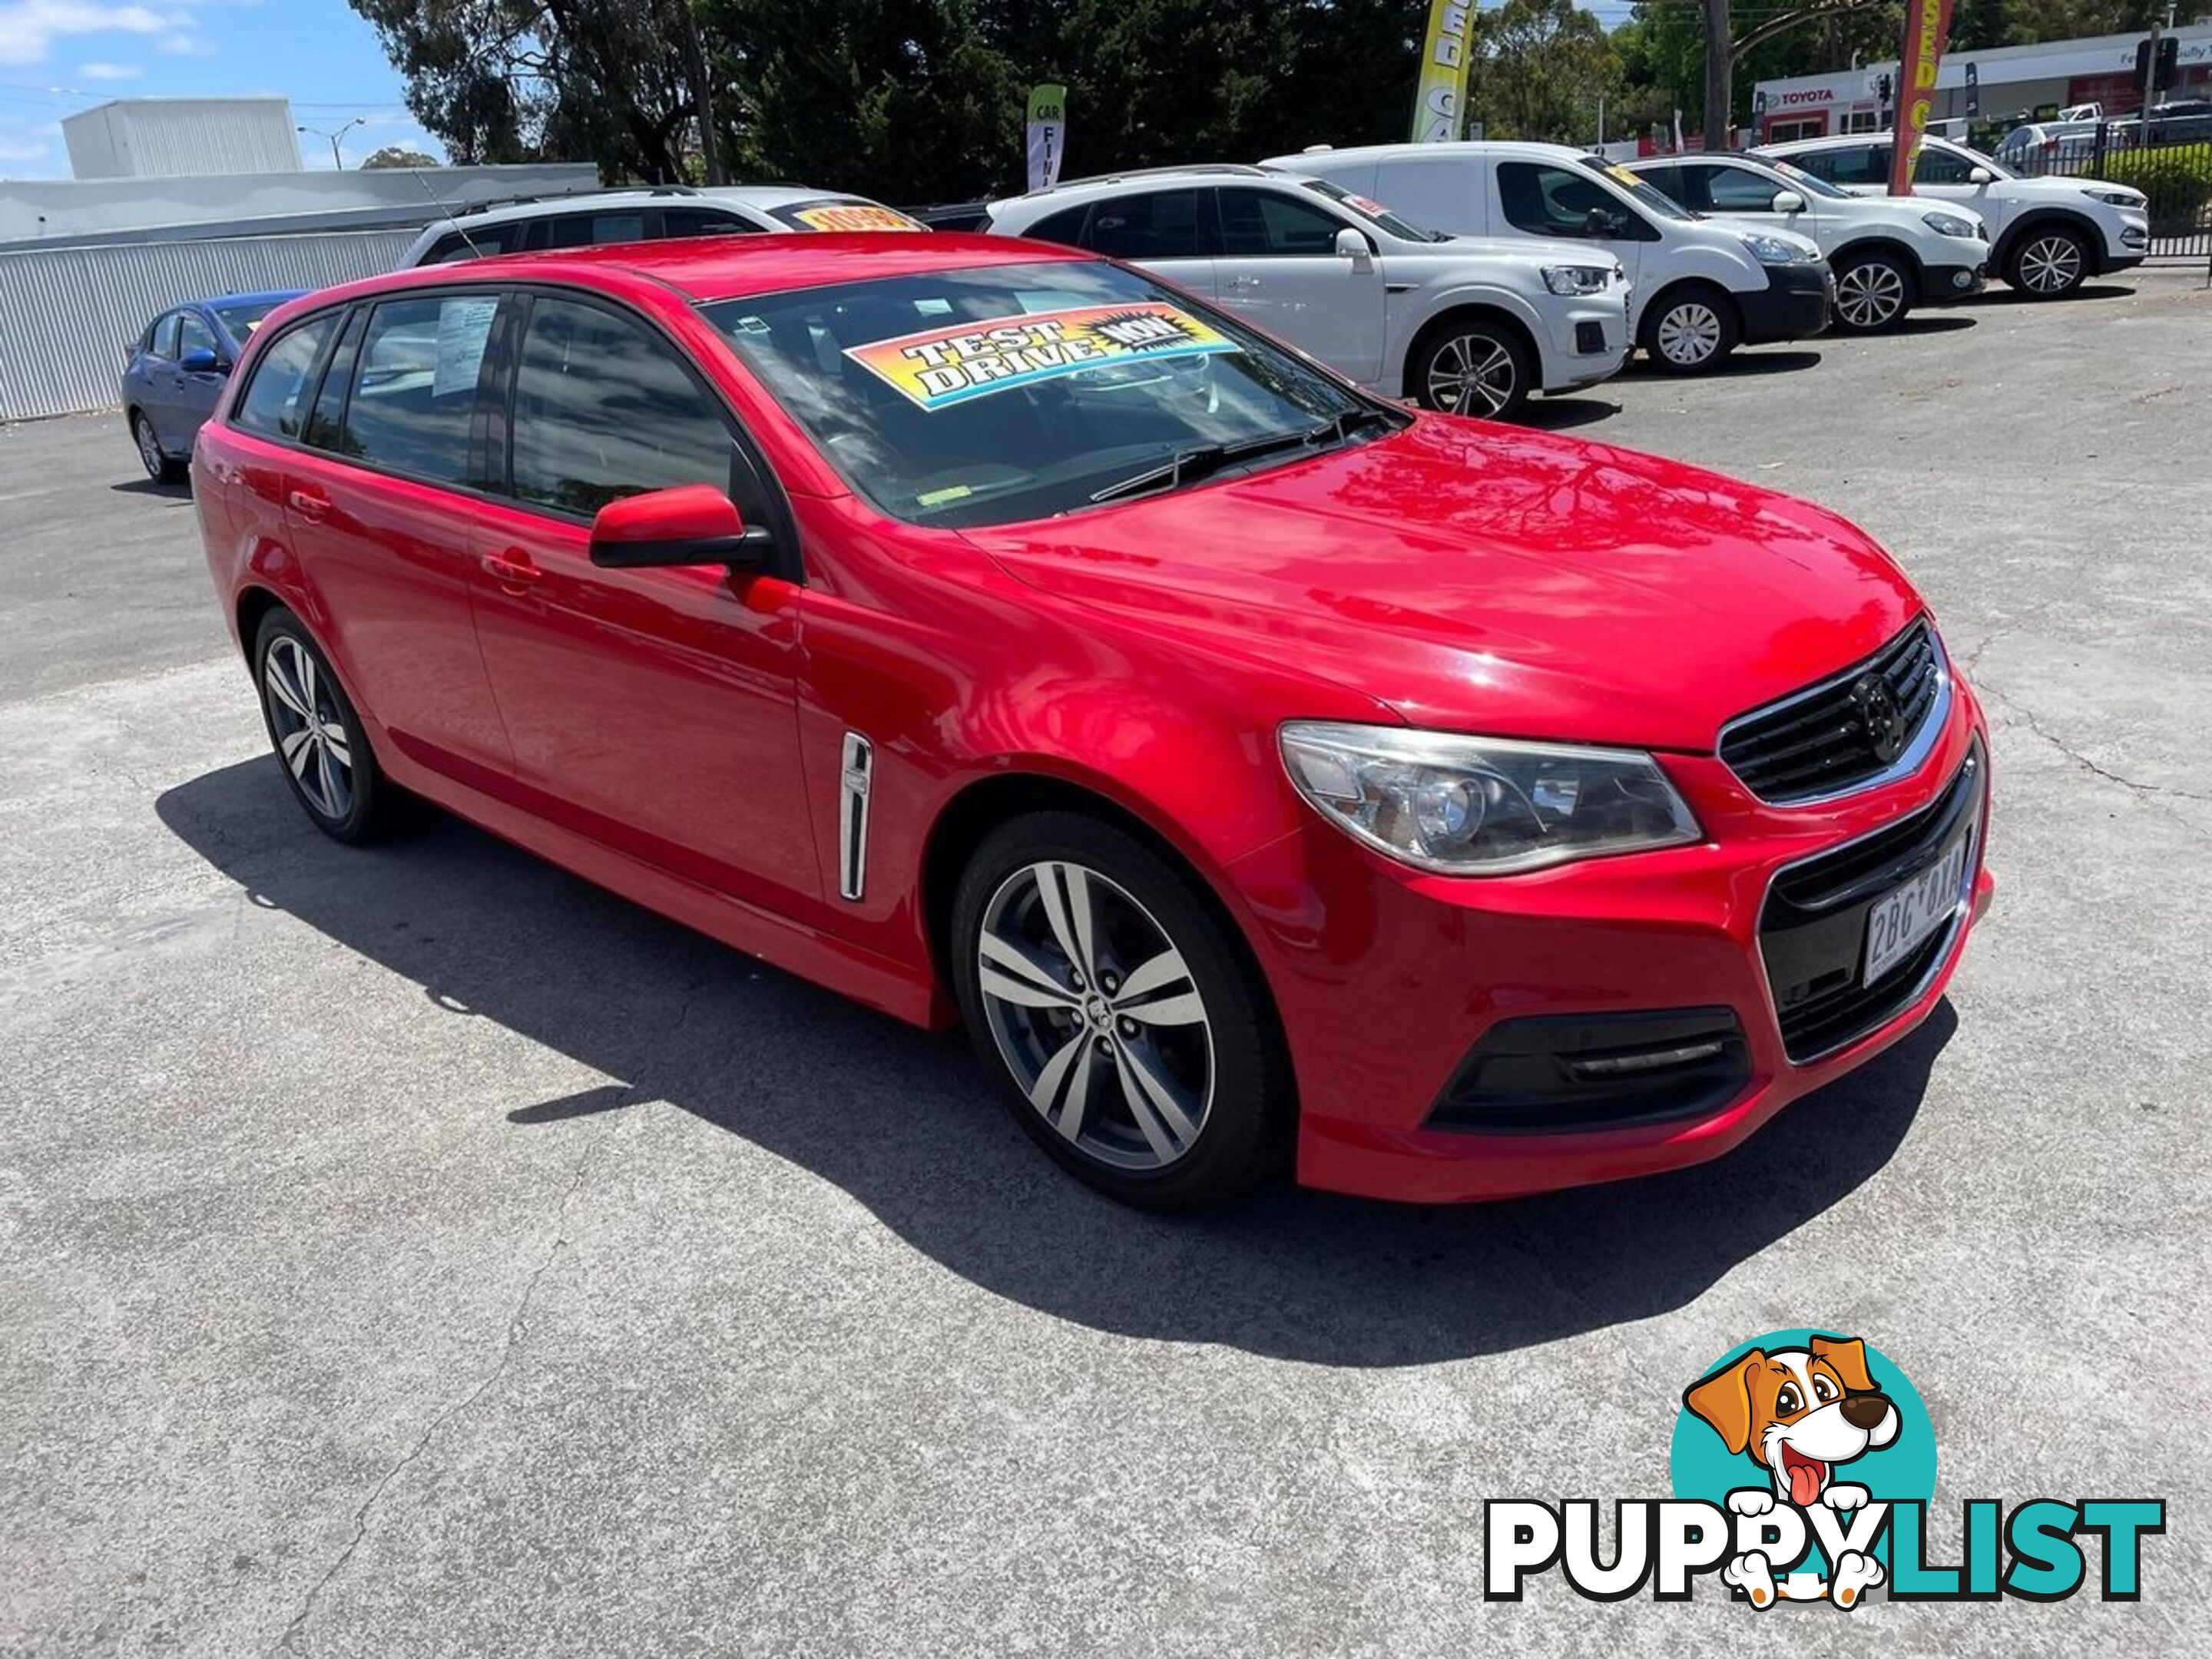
844,303,1240,411
787,204,924,233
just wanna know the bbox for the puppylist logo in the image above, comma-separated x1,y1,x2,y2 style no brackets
1486,1330,2164,1611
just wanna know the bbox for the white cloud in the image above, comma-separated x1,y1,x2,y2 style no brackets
0,3,194,67
78,58,141,78
0,135,50,160
156,28,213,55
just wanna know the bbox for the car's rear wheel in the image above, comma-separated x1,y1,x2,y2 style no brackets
949,811,1290,1210
2008,227,2088,296
1641,285,1739,373
1830,249,1916,332
133,413,186,484
253,608,397,844
1409,317,1534,420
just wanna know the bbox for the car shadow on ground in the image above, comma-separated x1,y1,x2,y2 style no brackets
1958,282,2132,307
1519,396,1619,431
1620,349,1824,381
1884,314,1978,336
157,758,1951,1368
108,477,192,500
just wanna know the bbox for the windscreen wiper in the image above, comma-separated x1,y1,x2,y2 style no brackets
1088,408,1400,506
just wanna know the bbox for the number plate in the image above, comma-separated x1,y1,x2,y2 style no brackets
1862,825,1974,986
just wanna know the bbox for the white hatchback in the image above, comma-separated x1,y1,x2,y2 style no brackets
986,164,1631,420
401,184,923,267
1624,152,1988,333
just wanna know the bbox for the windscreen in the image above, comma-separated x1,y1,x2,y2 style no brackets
211,296,290,338
1297,177,1449,243
703,260,1373,529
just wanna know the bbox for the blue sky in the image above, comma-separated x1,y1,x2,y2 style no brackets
0,0,441,178
0,0,1643,183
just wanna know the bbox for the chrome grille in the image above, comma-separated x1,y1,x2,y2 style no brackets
1719,621,1944,805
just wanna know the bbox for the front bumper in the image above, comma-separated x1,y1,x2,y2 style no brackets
1227,677,1992,1204
1538,292,1631,392
1922,260,1987,302
1738,262,1833,343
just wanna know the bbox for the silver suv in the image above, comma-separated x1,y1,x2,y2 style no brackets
401,184,922,267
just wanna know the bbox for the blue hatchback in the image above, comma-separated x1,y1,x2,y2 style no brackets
122,290,304,482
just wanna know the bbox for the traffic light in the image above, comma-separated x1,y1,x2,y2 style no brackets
2135,35,2180,92
1877,71,1893,105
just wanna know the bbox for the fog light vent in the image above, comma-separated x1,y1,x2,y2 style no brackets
1428,1008,1750,1134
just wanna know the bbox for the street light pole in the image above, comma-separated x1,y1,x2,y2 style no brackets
296,118,367,170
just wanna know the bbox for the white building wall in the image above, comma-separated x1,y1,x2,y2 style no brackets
62,98,303,180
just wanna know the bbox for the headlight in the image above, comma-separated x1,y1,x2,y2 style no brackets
1278,722,1701,876
1541,264,1611,296
2086,187,2144,208
1741,233,1818,266
1921,210,1978,237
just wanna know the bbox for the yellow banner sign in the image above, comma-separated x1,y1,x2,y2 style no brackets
790,204,924,233
1411,0,1474,143
844,303,1239,411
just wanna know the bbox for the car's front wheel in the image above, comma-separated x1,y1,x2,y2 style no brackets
253,608,398,844
950,811,1290,1210
132,413,186,484
1830,249,1916,332
1641,285,1740,373
2008,227,2089,297
1409,317,1535,420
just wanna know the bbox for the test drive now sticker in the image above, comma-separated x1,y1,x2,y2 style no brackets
843,303,1239,410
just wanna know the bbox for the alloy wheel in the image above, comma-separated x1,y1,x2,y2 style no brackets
1425,333,1517,416
1655,302,1723,366
262,635,355,821
975,859,1214,1171
2018,233,2083,295
134,417,165,481
1835,262,1906,328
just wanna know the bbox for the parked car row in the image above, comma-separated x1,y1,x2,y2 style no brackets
122,131,2151,482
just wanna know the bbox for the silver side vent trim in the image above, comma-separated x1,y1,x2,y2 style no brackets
837,733,873,902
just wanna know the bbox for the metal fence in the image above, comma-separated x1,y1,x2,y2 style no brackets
0,227,415,422
2005,129,2212,261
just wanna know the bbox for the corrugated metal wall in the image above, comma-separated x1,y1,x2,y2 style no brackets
0,229,415,422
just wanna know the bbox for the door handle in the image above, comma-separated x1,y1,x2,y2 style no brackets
286,488,329,522
481,548,542,590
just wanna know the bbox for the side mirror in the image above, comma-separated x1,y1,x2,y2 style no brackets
1583,207,1625,238
180,347,227,374
589,484,770,571
1771,190,1806,214
1334,225,1374,269
1969,167,1994,184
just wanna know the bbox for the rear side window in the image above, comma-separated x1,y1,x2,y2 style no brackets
542,211,648,249
1634,164,1686,206
339,295,496,485
1021,204,1091,247
663,207,760,239
1082,190,1202,260
1911,145,1975,184
506,296,740,516
1217,188,1346,257
1702,164,1786,211
233,312,340,439
421,221,522,264
1804,145,1886,186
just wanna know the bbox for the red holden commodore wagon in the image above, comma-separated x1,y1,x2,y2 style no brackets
191,233,1992,1210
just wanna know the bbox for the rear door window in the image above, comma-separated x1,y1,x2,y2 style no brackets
1804,145,1886,185
1081,190,1204,260
541,211,649,249
1701,163,1786,211
233,312,341,439
422,221,520,263
1020,204,1092,247
1911,145,1975,184
338,295,497,485
662,207,760,239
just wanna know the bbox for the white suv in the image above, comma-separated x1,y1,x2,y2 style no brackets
1757,133,2147,297
1624,151,1988,332
985,164,1629,420
401,184,921,266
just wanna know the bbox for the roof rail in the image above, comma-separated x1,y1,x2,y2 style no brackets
452,182,698,217
1023,161,1275,195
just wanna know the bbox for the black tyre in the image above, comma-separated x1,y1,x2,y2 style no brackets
2006,225,2088,297
252,608,398,844
1408,316,1535,420
132,412,187,485
1830,248,1916,332
1640,283,1740,373
949,810,1292,1210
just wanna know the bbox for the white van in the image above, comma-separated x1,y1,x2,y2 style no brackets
1263,141,1832,373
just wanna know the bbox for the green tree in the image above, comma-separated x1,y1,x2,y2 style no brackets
1465,0,1621,144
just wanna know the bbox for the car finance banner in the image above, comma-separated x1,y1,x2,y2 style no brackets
1889,0,1956,194
1410,0,1474,142
846,303,1237,411
1026,84,1068,194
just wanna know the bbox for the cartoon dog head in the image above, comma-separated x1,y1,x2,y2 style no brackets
1684,1335,1899,1508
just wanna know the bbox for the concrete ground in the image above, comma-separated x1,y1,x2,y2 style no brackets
3,268,2208,1657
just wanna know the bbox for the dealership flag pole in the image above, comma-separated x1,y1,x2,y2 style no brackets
1889,0,1956,194
1026,84,1068,194
1411,0,1475,141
